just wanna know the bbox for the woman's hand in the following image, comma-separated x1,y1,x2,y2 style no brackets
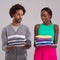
48,44,57,48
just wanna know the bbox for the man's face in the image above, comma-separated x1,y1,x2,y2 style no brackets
13,9,23,23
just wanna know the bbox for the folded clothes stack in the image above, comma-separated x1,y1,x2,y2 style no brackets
7,35,26,47
35,35,54,46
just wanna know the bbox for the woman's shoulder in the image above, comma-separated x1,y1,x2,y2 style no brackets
34,23,43,29
34,24,39,30
34,24,40,28
54,24,59,26
34,23,42,27
54,24,59,30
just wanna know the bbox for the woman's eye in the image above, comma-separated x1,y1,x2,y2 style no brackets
41,14,46,17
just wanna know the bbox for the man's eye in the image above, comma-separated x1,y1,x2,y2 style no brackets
17,14,23,16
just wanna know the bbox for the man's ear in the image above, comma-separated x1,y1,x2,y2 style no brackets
12,14,15,18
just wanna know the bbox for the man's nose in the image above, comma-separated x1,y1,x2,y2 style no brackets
19,15,22,18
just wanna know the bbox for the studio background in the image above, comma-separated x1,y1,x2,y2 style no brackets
0,0,60,60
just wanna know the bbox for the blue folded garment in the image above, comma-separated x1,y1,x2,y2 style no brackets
34,38,53,46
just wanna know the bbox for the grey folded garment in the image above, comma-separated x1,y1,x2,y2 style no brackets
7,40,31,47
8,43,26,47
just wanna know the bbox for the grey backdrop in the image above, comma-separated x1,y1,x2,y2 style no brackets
0,0,60,60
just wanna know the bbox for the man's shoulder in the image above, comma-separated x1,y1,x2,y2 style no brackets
2,24,10,31
22,24,29,29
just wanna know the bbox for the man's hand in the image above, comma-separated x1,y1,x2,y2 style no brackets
6,46,16,50
22,44,31,49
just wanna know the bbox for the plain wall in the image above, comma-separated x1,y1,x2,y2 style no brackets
0,0,60,60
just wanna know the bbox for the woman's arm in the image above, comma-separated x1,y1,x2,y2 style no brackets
34,24,39,47
54,24,59,44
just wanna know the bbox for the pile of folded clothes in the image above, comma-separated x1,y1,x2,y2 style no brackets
7,35,26,47
35,35,54,46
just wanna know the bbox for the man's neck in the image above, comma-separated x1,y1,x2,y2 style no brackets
11,20,21,26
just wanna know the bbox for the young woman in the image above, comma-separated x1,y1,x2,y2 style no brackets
34,7,59,60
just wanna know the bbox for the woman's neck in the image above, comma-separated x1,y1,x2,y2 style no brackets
43,21,52,25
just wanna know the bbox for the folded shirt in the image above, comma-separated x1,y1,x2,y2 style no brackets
35,35,53,46
35,38,52,41
7,35,26,46
35,35,52,39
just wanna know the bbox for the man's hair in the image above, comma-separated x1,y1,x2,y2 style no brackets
9,4,26,18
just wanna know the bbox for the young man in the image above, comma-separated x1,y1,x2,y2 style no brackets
1,4,31,60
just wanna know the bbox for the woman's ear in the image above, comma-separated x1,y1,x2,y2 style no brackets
49,15,52,19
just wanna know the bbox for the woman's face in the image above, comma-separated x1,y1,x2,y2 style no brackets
41,10,51,24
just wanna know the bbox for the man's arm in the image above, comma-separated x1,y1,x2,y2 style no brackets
1,28,8,51
1,27,16,51
24,26,31,49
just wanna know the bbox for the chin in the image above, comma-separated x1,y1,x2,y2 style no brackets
43,22,47,24
17,21,20,23
16,19,22,23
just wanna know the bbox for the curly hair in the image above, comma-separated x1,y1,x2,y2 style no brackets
9,4,26,18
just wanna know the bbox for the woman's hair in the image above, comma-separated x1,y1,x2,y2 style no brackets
9,4,26,18
41,7,52,19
